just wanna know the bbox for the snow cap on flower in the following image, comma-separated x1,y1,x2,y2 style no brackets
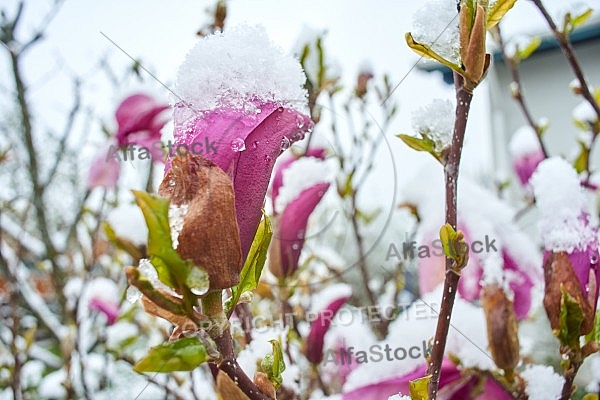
411,99,455,152
175,25,308,113
509,125,545,186
531,157,596,253
169,25,313,261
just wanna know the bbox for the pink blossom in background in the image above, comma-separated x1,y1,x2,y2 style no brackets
88,297,119,325
269,148,329,277
86,144,120,189
509,125,545,186
114,93,169,150
271,147,327,208
305,296,350,364
343,359,510,400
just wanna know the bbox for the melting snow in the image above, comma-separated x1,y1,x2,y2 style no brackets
176,25,308,113
531,157,595,252
411,99,455,152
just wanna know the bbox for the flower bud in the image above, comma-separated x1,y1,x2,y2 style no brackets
481,284,520,371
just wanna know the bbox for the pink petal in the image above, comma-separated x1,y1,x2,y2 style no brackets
276,182,330,277
169,103,313,260
342,359,511,400
513,151,545,186
305,296,350,364
503,250,534,319
271,147,327,209
89,297,120,325
342,359,457,400
115,94,169,147
86,146,120,189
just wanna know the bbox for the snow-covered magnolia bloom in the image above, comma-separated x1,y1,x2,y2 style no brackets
343,359,509,400
305,295,350,364
269,148,330,279
531,157,600,334
509,125,545,186
115,93,169,149
167,25,312,260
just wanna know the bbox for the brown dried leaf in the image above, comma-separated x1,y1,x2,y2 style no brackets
159,154,243,291
216,370,251,400
481,284,520,370
544,252,595,334
254,371,277,400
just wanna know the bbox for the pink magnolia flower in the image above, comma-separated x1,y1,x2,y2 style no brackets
166,26,312,260
418,226,535,319
509,126,545,186
342,359,510,400
115,93,169,149
531,157,600,333
269,149,329,278
86,144,120,189
89,297,120,325
305,296,350,364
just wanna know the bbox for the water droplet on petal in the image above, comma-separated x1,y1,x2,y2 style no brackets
264,155,273,164
590,253,599,264
186,268,210,296
252,140,260,149
280,136,291,151
277,107,284,113
296,115,305,129
126,286,142,303
292,243,300,250
231,138,246,152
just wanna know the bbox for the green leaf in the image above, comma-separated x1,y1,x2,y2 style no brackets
486,0,517,29
405,33,463,73
134,337,209,372
103,222,144,260
409,375,431,400
126,267,186,316
225,214,272,317
516,37,541,61
557,287,584,349
585,311,600,344
132,191,207,301
439,223,457,260
397,134,443,163
565,9,594,34
573,141,589,174
260,339,286,389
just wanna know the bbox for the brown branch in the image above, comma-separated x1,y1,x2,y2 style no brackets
427,73,474,399
493,25,549,158
202,291,270,400
531,0,600,120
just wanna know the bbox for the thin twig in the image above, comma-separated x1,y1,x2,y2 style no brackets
493,25,549,158
427,72,474,399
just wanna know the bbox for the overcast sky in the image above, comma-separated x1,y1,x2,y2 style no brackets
2,0,599,196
